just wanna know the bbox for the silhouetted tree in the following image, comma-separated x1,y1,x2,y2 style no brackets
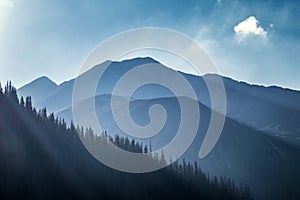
159,150,167,166
70,120,76,133
3,81,18,103
144,145,148,153
25,96,32,111
20,96,25,107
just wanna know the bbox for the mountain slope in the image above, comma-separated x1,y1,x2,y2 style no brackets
0,87,251,200
57,94,300,200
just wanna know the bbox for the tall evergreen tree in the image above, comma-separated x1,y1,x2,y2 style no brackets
144,145,148,154
20,96,25,107
25,96,32,111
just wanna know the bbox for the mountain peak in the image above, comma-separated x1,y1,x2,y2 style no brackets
19,76,57,89
114,57,159,65
36,76,55,82
17,76,58,105
129,56,159,62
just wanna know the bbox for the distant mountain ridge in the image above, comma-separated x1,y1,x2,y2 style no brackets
17,57,300,112
17,57,300,148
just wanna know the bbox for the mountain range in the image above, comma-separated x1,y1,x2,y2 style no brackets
17,57,300,199
18,57,300,147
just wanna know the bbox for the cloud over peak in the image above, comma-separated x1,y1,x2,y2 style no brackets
234,16,268,43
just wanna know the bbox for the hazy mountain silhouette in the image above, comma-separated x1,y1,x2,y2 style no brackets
17,57,300,147
16,57,300,199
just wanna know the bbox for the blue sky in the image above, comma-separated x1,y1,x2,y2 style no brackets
0,0,299,90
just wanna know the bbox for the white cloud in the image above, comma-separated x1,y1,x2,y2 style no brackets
0,0,14,8
234,16,268,43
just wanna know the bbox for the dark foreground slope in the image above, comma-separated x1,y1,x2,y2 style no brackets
0,85,251,200
58,94,300,200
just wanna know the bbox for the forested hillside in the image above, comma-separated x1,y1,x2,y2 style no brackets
0,81,252,200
